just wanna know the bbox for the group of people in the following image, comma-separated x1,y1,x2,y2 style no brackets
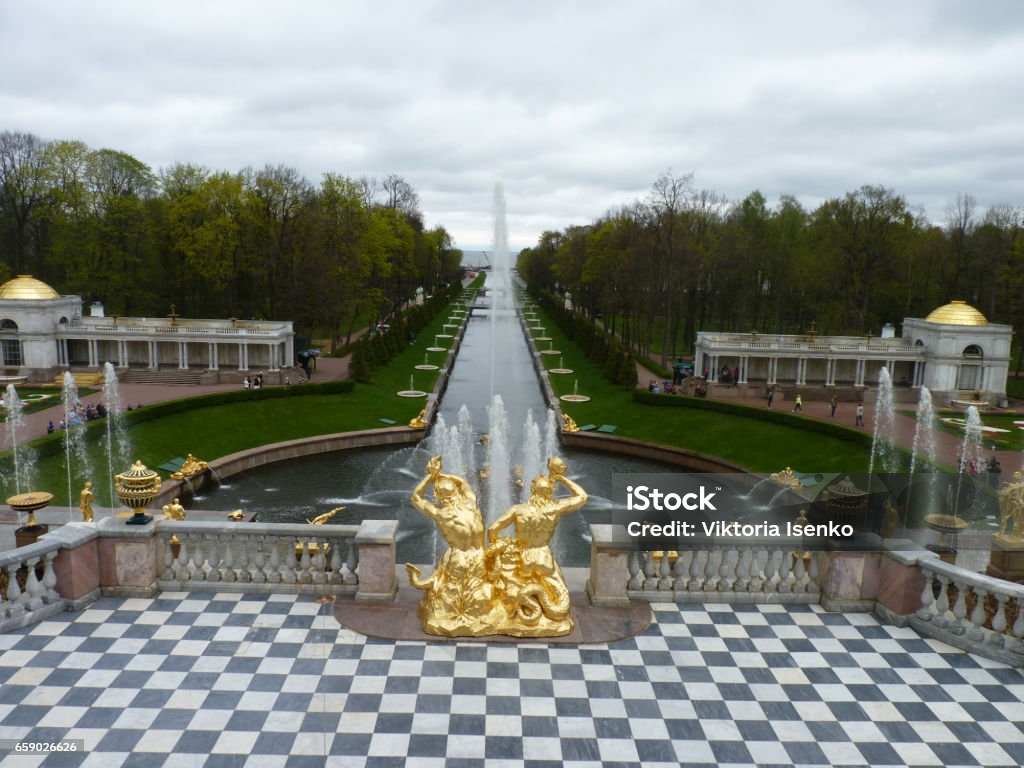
766,389,865,426
47,401,140,433
242,373,265,390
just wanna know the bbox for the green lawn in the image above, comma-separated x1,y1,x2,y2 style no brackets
931,411,1024,451
529,302,871,474
1,386,96,421
15,285,480,502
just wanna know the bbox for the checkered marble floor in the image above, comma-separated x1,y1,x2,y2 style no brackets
0,594,1023,767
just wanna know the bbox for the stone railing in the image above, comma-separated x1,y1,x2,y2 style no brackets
911,554,1024,666
157,521,360,595
586,526,821,606
0,517,399,634
0,538,63,632
698,333,919,356
626,544,820,604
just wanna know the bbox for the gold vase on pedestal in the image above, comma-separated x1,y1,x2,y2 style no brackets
8,491,53,548
116,460,162,526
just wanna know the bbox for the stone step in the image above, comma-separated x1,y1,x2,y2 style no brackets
118,369,204,385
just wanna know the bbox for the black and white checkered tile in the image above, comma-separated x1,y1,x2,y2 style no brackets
0,593,1022,767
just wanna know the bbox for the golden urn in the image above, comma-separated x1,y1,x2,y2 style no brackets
7,491,53,530
116,460,162,525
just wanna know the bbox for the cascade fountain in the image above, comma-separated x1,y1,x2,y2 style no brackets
3,384,34,495
904,387,938,533
62,372,92,517
867,367,898,477
102,363,132,509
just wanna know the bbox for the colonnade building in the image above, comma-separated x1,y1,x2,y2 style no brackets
0,276,295,384
694,301,1013,406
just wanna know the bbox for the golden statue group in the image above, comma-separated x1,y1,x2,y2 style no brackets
406,455,587,637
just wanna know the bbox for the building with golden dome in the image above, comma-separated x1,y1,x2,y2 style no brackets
694,300,1013,405
0,276,295,384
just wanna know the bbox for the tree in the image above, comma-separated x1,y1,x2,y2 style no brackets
0,131,51,273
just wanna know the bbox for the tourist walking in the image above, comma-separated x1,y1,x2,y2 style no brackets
855,402,864,427
243,376,251,390
830,394,838,418
792,394,803,413
767,388,774,409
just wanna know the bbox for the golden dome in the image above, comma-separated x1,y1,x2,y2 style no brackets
924,300,987,326
0,275,59,300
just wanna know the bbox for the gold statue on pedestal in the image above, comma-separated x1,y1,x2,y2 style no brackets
409,409,429,429
997,470,1024,541
170,454,208,480
561,413,580,433
161,498,186,521
407,455,588,637
79,481,94,522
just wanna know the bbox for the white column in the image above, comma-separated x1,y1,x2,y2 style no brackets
268,343,276,371
286,336,294,367
178,342,185,370
240,344,249,371
709,356,718,383
739,356,748,384
695,348,704,378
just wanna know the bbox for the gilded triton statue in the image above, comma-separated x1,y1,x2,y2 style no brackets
406,455,587,638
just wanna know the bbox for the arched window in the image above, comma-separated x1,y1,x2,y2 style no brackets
958,345,984,390
0,319,17,330
58,316,68,325
914,339,924,347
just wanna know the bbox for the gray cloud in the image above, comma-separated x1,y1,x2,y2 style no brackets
2,0,1023,249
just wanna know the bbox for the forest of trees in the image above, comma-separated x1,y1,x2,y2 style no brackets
517,171,1024,370
0,130,463,349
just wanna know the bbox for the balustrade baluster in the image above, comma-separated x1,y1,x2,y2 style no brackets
765,550,783,593
793,555,807,594
734,548,751,592
24,557,44,611
221,534,235,582
777,550,793,593
935,576,951,627
672,550,690,590
201,535,219,582
174,538,189,582
917,569,935,620
685,550,703,592
658,552,672,590
188,534,204,581
808,553,820,593
641,552,657,591
162,537,175,580
262,537,276,582
250,537,266,583
626,551,642,590
969,587,988,642
5,565,23,618
702,549,721,591
992,594,1009,647
719,548,738,592
299,540,313,584
345,541,358,584
235,534,250,582
952,581,969,635
267,536,281,583
42,551,59,604
749,548,768,592
330,540,344,584
313,541,328,585
1011,598,1024,649
281,539,297,584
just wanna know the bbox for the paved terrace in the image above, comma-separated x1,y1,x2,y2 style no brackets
1,592,1023,767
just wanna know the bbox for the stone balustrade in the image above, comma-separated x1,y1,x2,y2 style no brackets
911,554,1024,666
0,537,63,631
626,544,821,604
156,520,361,595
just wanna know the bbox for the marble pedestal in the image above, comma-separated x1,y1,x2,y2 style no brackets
986,535,1024,583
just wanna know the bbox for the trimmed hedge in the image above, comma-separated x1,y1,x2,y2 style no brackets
22,380,357,461
632,389,876,450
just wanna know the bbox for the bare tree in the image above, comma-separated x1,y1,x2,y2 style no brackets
0,131,51,272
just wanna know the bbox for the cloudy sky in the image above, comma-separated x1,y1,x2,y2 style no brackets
2,1,1022,250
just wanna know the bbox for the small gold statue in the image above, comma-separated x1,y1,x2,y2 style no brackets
997,469,1024,541
79,481,94,522
769,467,804,491
170,454,209,480
561,413,580,433
161,498,186,521
227,509,245,521
409,409,429,429
308,507,344,526
407,455,587,638
881,498,900,538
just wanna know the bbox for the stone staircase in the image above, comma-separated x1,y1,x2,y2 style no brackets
54,371,104,387
117,368,204,385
